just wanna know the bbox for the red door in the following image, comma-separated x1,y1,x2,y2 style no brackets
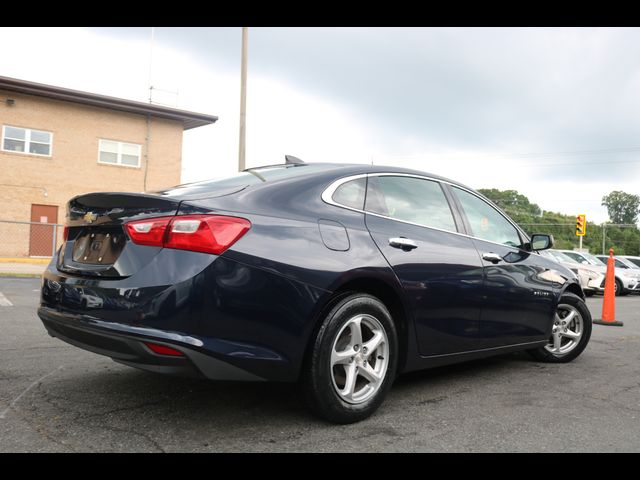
29,204,58,257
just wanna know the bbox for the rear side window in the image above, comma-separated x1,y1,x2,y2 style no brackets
332,178,366,209
365,176,457,232
452,186,522,247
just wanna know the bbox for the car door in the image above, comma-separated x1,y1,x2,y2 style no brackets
363,174,484,356
448,185,557,349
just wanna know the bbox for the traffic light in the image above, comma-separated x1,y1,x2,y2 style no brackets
576,214,586,236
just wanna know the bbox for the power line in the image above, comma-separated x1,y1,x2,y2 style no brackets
382,146,640,168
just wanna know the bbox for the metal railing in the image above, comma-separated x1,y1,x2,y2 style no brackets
0,220,64,276
0,220,63,257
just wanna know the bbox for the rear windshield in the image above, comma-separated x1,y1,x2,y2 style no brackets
155,164,333,197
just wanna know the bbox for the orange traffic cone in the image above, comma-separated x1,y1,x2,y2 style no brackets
593,248,624,326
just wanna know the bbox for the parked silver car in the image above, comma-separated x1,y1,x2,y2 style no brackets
539,250,604,296
594,255,640,296
559,250,640,296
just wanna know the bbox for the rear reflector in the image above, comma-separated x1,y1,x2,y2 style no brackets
143,342,185,357
125,214,251,255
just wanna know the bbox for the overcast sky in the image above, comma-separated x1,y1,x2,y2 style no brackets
2,27,640,224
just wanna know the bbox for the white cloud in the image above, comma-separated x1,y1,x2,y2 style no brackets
1,26,637,226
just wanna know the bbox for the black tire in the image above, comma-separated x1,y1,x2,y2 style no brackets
528,292,592,363
300,293,398,424
615,278,625,296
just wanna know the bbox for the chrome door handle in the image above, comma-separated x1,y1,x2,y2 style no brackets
389,237,418,250
482,252,503,264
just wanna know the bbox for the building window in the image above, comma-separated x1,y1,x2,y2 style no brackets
2,125,52,156
98,139,141,168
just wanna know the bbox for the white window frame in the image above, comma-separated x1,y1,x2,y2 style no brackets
98,139,142,168
1,125,53,157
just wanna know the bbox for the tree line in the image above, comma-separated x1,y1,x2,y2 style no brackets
477,189,640,256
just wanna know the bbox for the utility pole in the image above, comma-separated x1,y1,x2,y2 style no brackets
238,27,248,172
148,27,155,103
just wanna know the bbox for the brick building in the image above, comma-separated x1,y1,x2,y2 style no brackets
0,76,217,257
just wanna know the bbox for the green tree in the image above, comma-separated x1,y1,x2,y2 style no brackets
479,188,640,255
477,188,541,224
601,191,640,224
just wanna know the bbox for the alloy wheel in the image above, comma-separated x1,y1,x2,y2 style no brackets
544,303,584,356
330,314,389,405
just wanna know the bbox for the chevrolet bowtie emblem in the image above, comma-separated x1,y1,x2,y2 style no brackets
83,212,97,223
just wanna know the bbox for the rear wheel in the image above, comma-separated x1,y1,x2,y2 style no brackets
528,292,592,363
301,293,398,424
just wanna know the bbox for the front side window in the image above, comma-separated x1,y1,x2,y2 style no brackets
99,139,141,167
2,125,52,156
365,176,457,232
452,186,522,248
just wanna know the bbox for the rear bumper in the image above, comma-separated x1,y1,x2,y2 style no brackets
38,249,330,382
38,306,266,381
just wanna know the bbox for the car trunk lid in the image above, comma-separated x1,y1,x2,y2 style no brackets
57,192,181,278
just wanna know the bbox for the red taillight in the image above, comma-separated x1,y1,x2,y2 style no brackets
165,215,251,255
125,217,172,247
63,226,69,241
125,215,251,255
143,342,185,357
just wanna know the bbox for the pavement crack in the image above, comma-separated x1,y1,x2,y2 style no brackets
0,366,65,420
92,423,167,453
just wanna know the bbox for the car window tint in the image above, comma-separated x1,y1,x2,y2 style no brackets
332,178,366,209
365,176,457,232
453,187,522,248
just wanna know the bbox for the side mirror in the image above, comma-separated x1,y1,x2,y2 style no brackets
530,234,554,251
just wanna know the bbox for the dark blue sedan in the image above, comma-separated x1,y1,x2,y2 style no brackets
39,159,592,423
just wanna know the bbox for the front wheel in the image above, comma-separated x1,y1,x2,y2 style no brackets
615,278,624,296
528,292,592,363
301,293,398,424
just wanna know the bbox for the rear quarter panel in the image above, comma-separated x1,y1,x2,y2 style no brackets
180,172,419,375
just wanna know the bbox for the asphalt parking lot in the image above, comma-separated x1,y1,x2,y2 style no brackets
1,277,639,453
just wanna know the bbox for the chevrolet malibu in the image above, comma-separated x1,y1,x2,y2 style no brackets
39,160,592,423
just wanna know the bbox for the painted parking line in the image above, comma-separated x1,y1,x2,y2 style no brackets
0,292,13,307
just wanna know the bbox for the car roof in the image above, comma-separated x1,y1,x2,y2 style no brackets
277,162,481,193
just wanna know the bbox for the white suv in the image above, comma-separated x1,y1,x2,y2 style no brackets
558,250,640,296
540,250,605,296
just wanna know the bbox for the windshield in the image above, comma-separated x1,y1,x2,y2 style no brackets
613,258,631,269
547,250,580,264
580,252,606,266
616,257,640,269
624,257,640,268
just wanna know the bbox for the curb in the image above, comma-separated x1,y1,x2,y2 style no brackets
0,273,42,278
0,258,51,264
